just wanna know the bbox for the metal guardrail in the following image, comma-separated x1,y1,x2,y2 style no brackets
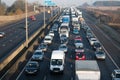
0,12,59,72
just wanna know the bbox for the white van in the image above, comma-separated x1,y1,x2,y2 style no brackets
50,50,65,74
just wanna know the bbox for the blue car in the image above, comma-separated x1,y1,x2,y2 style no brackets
73,28,79,34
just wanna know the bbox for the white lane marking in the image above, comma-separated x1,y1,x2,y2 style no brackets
70,64,73,68
71,77,73,80
0,70,9,80
44,76,47,80
103,46,120,69
87,22,120,69
71,55,72,58
93,23,120,50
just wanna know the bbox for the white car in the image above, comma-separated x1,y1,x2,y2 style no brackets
49,31,54,37
31,50,44,61
74,40,83,48
44,35,53,44
0,32,5,38
89,38,98,46
59,44,68,52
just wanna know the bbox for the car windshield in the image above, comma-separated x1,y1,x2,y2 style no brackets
60,45,66,48
116,74,120,78
34,52,42,55
77,53,84,57
97,51,104,55
51,59,62,65
94,43,101,47
26,63,37,68
75,40,81,43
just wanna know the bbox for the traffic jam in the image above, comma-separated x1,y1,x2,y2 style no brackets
17,7,120,80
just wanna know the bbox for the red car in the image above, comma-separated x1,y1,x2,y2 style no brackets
75,52,86,60
74,36,82,41
30,15,36,21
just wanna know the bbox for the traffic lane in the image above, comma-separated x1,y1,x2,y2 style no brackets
17,29,75,80
0,13,51,60
87,21,120,68
83,16,117,80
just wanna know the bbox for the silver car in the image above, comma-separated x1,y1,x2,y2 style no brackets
59,44,68,52
38,43,48,51
31,50,44,61
95,50,106,60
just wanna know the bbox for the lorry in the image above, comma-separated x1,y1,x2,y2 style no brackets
75,60,100,80
111,69,120,80
50,50,65,74
59,23,70,37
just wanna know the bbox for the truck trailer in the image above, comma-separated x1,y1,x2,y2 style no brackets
75,60,100,80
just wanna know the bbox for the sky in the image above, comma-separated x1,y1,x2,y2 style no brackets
1,0,120,7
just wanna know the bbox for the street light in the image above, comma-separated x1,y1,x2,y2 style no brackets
44,3,46,28
25,0,28,47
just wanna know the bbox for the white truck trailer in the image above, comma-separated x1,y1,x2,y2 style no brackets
75,60,100,80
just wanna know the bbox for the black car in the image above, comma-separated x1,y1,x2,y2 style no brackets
93,42,102,51
25,61,39,75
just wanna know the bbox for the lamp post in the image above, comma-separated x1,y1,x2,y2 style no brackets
25,0,28,47
44,3,46,28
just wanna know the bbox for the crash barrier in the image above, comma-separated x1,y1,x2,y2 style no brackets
0,12,60,72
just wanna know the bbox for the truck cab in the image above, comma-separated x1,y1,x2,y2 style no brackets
111,69,120,80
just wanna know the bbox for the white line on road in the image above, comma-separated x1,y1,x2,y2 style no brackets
44,75,47,80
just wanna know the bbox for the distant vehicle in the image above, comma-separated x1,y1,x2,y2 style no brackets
89,37,98,46
75,46,84,53
73,28,79,34
31,50,44,61
51,24,58,31
60,35,68,44
75,60,100,80
95,50,106,60
59,23,70,37
75,52,86,60
62,15,70,23
93,42,102,51
111,69,120,80
59,44,68,52
44,35,53,44
38,43,48,51
74,39,83,48
30,15,36,21
50,50,65,73
74,36,82,41
25,61,39,75
0,32,5,38
49,31,54,37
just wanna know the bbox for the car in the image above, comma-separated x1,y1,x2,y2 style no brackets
44,35,53,44
38,43,48,51
74,39,83,48
59,44,68,52
74,36,82,41
30,15,36,21
48,31,54,37
0,32,5,38
51,23,59,31
93,42,102,51
89,37,99,46
25,61,39,75
75,46,84,52
111,69,120,80
31,50,44,61
95,50,106,60
75,52,86,60
73,28,79,34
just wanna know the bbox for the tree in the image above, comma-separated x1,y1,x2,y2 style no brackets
0,2,7,15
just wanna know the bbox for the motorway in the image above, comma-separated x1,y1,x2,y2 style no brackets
0,12,51,61
0,8,120,80
16,10,120,80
